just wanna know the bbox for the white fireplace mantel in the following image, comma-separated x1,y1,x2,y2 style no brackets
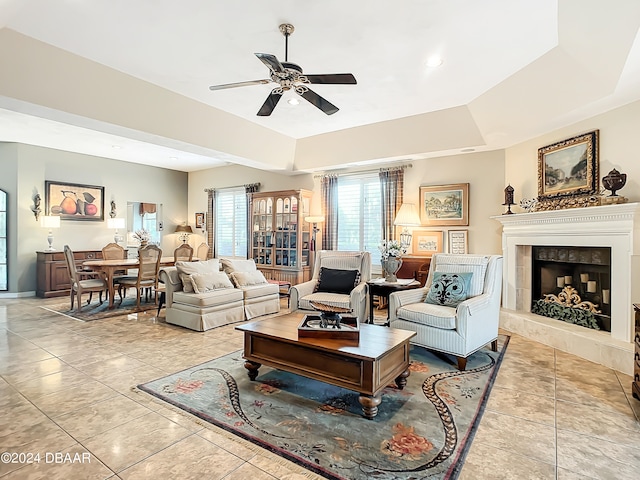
493,203,640,374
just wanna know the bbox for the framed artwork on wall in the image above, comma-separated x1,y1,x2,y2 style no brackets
538,130,599,201
45,181,104,221
195,212,205,228
448,230,469,254
412,230,444,255
419,183,469,226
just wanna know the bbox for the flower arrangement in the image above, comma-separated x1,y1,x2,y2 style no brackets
378,239,407,260
132,228,151,243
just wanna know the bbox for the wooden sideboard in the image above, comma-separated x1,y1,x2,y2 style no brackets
397,255,431,286
36,250,103,298
633,304,640,402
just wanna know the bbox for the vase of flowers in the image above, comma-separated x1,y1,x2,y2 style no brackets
132,228,151,248
379,239,407,282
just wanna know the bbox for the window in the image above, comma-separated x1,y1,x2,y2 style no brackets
0,189,6,290
215,188,247,257
336,174,382,265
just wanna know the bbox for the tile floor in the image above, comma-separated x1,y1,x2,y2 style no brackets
1,296,639,479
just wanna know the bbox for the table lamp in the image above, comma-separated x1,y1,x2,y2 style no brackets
393,204,421,248
107,217,126,243
175,224,193,244
41,215,60,251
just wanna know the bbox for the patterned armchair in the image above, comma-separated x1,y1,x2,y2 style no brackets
290,250,372,321
388,254,503,370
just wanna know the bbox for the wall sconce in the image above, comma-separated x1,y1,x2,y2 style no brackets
32,193,42,221
107,217,126,243
109,200,117,219
175,224,193,244
393,203,421,247
40,215,60,251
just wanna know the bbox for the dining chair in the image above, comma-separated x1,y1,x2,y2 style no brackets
174,243,194,262
118,245,163,310
101,242,128,293
63,245,108,311
196,242,210,261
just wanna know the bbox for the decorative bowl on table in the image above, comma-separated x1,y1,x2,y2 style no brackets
299,302,359,340
309,301,352,327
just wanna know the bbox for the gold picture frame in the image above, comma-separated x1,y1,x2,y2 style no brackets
538,130,599,201
412,230,444,255
45,181,104,221
419,183,469,226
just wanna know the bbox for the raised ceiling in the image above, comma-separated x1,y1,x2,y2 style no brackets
1,0,640,172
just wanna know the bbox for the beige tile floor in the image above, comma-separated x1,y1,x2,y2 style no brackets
1,296,639,479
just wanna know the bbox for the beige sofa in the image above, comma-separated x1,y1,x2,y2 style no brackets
159,258,280,332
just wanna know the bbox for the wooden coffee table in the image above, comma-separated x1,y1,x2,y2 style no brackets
235,312,416,419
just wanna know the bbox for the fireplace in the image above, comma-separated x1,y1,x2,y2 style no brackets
493,203,640,375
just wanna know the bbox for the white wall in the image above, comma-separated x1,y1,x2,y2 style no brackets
5,143,188,293
505,100,640,203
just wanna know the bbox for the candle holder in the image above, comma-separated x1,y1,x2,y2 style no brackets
502,184,515,215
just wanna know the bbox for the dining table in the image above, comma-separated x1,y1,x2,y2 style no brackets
83,256,177,309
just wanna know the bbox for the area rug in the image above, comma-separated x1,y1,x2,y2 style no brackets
137,337,509,480
41,296,158,321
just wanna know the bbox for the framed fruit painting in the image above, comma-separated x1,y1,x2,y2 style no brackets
45,181,105,221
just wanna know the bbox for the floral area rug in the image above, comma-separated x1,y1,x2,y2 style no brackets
42,295,158,321
137,337,509,480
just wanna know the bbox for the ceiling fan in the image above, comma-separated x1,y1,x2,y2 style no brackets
209,24,357,116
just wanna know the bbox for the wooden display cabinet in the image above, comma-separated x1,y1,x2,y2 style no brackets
251,189,312,285
36,249,103,298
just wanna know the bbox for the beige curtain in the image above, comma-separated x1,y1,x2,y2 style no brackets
379,167,404,241
321,175,338,250
205,189,215,259
244,183,260,258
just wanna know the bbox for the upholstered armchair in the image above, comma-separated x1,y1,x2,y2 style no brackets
290,250,372,321
388,254,503,370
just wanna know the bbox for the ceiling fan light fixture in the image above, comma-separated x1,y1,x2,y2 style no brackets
426,55,443,68
287,97,300,105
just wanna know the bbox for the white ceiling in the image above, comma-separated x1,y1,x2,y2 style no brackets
1,0,640,172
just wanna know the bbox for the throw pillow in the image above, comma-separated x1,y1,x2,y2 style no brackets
314,267,360,295
221,258,257,274
425,272,474,307
230,270,268,287
176,258,220,293
190,271,234,294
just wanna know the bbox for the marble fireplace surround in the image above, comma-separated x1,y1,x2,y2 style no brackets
493,203,640,375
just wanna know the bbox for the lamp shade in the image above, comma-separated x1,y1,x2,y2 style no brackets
304,215,325,224
175,224,193,233
40,215,60,229
107,218,126,229
393,204,421,226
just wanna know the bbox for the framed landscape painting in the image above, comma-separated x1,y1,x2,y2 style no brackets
45,181,104,221
538,130,599,200
412,230,444,255
419,183,469,226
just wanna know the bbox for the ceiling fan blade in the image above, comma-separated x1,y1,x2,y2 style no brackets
298,87,339,115
305,73,357,85
257,90,283,116
209,79,271,91
255,53,285,73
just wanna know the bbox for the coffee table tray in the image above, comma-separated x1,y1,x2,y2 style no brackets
298,314,360,341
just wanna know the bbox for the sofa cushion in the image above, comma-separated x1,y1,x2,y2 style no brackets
190,271,234,294
176,259,221,293
314,267,359,294
221,258,257,274
173,288,243,308
435,255,488,296
230,270,268,287
240,283,279,300
397,302,457,329
425,272,474,307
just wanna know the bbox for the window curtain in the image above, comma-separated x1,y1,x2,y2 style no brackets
379,167,404,241
321,175,338,250
244,183,260,258
205,188,216,259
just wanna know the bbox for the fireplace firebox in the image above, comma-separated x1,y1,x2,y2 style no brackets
531,246,611,331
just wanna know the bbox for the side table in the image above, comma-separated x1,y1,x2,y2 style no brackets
367,279,422,325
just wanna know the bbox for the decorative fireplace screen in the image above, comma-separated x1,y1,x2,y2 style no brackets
531,246,611,331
